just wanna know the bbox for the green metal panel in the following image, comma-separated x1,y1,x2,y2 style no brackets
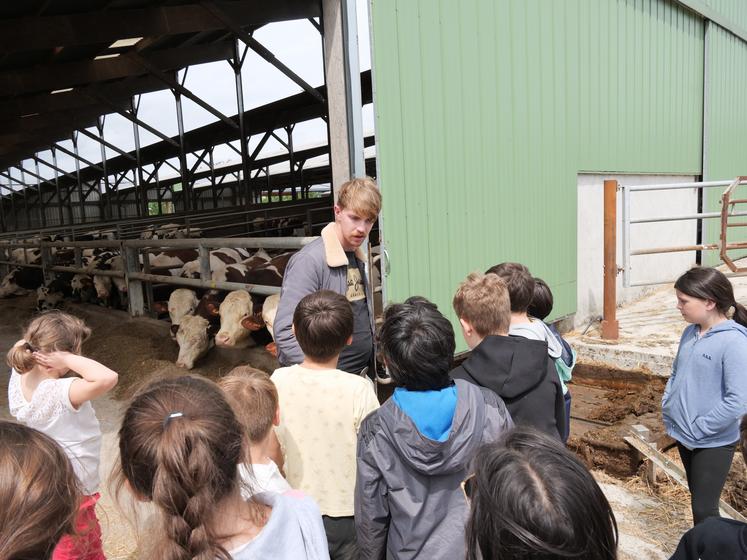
370,0,704,350
705,0,747,31
703,24,747,265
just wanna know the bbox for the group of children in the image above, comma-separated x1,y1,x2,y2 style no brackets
1,261,746,560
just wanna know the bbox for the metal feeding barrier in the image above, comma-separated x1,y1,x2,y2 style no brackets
0,236,317,317
601,176,747,339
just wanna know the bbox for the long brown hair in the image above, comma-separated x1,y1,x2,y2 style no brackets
0,421,81,560
116,375,260,560
6,311,91,373
675,266,747,327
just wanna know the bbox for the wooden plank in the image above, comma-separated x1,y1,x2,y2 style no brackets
624,435,747,523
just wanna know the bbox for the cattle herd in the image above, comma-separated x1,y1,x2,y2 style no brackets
0,229,292,370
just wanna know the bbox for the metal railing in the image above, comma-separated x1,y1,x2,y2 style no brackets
601,176,747,340
621,177,747,288
0,236,317,317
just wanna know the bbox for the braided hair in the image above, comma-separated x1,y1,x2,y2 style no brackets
117,376,248,560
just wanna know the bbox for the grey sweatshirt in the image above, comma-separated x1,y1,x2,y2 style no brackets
355,379,514,560
230,491,330,560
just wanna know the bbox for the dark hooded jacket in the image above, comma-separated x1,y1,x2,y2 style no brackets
354,378,513,560
450,335,565,440
669,516,747,559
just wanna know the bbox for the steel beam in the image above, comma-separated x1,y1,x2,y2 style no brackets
71,133,86,223
52,142,103,173
82,89,180,148
173,86,192,212
129,52,238,131
201,1,325,104
78,128,137,163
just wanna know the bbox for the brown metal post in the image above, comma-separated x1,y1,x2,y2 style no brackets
601,179,619,340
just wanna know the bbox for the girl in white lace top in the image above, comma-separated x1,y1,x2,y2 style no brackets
6,311,118,560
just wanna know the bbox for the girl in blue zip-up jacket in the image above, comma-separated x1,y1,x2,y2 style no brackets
662,267,747,525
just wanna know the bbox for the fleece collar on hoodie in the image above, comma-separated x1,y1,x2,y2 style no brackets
321,222,366,267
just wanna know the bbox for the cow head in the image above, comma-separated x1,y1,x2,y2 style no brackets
215,290,254,348
167,289,199,338
175,314,215,369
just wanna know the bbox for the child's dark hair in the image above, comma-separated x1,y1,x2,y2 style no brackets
485,262,536,313
377,297,455,390
293,290,354,362
528,277,553,321
674,266,747,327
0,421,81,560
466,427,618,560
6,310,91,373
115,375,264,560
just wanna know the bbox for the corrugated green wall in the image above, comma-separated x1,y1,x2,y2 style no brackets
370,0,704,346
703,23,747,265
704,0,747,31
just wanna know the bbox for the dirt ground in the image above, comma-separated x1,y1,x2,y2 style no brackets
0,293,743,558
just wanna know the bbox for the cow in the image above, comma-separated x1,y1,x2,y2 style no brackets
71,274,97,303
36,274,74,311
214,290,260,348
174,314,217,369
179,248,251,281
166,289,200,337
10,248,41,265
90,254,126,308
0,266,44,298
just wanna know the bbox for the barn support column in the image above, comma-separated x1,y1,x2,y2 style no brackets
0,173,18,230
32,160,46,228
131,96,148,218
0,187,7,233
96,118,114,221
17,169,30,229
322,0,365,199
50,147,65,227
173,77,192,213
72,131,86,224
231,39,251,208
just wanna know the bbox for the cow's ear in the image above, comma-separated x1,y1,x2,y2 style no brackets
170,324,179,336
241,316,264,331
207,302,220,316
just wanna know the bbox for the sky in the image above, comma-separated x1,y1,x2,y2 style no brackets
3,0,375,190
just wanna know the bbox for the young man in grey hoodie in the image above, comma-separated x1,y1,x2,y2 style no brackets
355,297,513,560
274,178,381,375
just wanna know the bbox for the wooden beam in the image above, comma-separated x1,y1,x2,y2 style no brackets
624,435,747,523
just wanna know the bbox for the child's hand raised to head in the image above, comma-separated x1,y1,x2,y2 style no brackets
33,350,73,372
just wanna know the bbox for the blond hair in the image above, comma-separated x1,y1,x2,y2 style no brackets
6,311,91,373
453,272,511,337
337,177,381,220
219,367,278,445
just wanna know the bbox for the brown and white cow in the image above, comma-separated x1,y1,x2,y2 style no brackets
174,314,217,369
167,289,199,338
214,290,260,348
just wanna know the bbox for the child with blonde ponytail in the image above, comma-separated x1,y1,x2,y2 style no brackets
7,310,118,559
115,375,329,560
